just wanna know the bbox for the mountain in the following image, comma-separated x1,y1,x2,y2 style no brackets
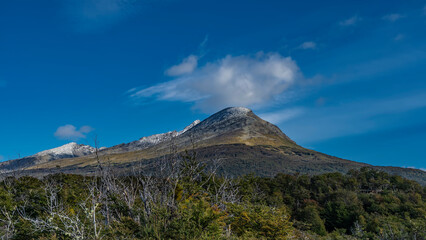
159,107,296,149
34,142,96,159
0,142,96,172
0,120,202,172
2,107,425,185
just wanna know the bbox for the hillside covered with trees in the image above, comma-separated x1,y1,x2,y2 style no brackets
0,153,424,239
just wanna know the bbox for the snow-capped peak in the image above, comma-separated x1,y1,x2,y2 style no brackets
198,107,252,126
34,142,96,158
220,107,251,118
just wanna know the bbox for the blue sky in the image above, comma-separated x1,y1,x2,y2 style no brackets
0,0,425,170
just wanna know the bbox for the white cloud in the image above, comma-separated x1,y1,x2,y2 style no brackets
260,108,304,124
130,52,302,112
165,55,198,76
0,155,4,161
299,41,316,50
54,124,94,140
64,0,143,32
339,15,361,26
382,13,404,22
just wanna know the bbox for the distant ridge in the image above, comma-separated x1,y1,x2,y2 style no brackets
0,142,96,172
1,107,425,185
0,120,202,171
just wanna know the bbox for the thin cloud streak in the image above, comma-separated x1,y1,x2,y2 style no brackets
63,0,144,32
382,13,404,22
339,15,361,26
394,34,405,41
318,49,426,86
282,93,426,143
299,41,317,50
260,108,304,124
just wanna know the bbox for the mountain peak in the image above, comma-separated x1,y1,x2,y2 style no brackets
216,107,252,117
171,106,296,148
197,107,253,126
34,142,95,158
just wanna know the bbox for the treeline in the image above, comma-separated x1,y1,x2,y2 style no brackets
0,153,424,239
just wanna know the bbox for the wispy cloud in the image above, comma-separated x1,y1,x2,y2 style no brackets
165,55,198,76
298,41,317,50
54,125,94,140
64,0,143,32
328,49,425,84
0,155,4,161
198,35,209,56
382,13,404,22
339,15,361,26
394,34,405,41
260,108,304,124
315,97,326,106
129,52,302,112
282,93,426,143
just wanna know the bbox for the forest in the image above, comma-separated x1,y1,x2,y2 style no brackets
0,152,424,239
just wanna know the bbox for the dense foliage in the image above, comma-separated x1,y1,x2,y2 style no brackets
239,168,425,239
0,154,424,239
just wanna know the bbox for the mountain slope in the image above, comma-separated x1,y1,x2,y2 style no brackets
2,107,425,185
0,120,201,171
0,142,96,172
103,120,201,154
133,107,299,156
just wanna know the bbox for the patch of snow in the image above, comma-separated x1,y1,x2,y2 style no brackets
34,142,96,158
222,107,251,117
201,107,252,125
129,120,201,149
178,120,201,135
137,131,178,145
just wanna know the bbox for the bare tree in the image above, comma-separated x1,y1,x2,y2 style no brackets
0,206,17,240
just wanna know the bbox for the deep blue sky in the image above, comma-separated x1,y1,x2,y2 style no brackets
1,0,425,170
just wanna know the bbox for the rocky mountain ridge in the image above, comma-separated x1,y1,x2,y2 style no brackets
0,119,202,171
1,107,424,185
34,142,96,160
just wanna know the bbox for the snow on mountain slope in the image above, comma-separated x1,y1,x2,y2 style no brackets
125,120,201,150
162,107,296,149
180,120,201,134
2,119,202,169
34,142,96,160
100,119,201,154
